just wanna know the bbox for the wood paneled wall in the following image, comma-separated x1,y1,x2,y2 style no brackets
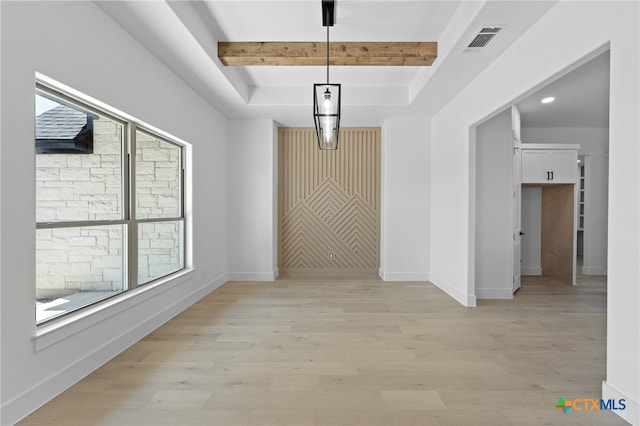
278,128,381,274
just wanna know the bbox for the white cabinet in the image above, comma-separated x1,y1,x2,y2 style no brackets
521,150,547,182
521,145,579,183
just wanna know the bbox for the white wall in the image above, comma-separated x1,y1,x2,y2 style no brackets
522,126,609,154
0,2,228,424
229,118,431,282
474,109,513,299
429,3,638,423
584,153,608,275
228,118,432,283
227,119,278,280
380,118,430,281
522,126,609,275
521,187,542,275
0,2,4,418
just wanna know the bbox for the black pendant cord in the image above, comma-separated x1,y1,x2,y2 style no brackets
326,25,330,84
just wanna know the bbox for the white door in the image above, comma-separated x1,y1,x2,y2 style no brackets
513,137,522,292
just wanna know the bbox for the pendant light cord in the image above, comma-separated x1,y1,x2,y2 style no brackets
326,25,330,84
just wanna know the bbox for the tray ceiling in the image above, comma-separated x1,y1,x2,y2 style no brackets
97,1,559,126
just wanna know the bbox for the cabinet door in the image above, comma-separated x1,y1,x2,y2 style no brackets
521,150,548,183
549,150,577,182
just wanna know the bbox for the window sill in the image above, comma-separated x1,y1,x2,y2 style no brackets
33,268,195,352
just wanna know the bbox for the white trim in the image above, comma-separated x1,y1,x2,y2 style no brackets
34,269,196,351
476,288,514,299
430,273,477,307
522,266,542,275
519,143,581,150
5,274,227,425
228,271,278,281
602,381,639,426
582,265,607,275
36,73,191,148
468,125,478,306
34,75,193,326
380,272,429,281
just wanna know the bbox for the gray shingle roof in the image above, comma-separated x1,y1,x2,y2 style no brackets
36,105,87,140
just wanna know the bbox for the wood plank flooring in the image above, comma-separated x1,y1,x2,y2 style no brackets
19,274,628,425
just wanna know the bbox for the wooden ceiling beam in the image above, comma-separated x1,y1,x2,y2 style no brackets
218,42,437,66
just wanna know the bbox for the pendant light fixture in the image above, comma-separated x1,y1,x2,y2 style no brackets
313,0,341,150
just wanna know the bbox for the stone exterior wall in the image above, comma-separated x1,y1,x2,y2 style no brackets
36,120,123,222
36,119,182,298
138,221,183,285
36,225,124,297
135,131,183,285
135,131,181,219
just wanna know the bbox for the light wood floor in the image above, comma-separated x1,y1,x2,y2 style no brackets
19,274,628,426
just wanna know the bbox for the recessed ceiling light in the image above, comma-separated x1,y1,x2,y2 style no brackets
541,96,555,104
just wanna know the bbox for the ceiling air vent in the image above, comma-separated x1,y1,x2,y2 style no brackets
467,26,505,50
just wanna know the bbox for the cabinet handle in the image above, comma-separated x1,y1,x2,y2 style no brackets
546,171,550,180
551,171,554,180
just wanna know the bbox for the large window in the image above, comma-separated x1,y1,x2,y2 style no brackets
35,83,186,324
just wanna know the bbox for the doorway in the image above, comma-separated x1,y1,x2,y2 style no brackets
473,48,610,299
522,183,576,285
518,50,610,284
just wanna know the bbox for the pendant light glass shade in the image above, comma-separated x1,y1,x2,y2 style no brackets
314,2,340,151
313,83,341,150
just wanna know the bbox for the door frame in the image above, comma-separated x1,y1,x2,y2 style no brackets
513,133,522,292
468,46,610,299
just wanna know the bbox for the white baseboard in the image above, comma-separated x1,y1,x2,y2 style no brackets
476,288,514,299
2,274,227,426
379,271,430,281
430,273,476,307
602,381,639,425
227,270,278,281
522,266,542,276
582,265,607,275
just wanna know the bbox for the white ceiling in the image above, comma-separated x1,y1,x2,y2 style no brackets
203,1,459,41
517,50,610,128
96,1,560,127
199,1,462,88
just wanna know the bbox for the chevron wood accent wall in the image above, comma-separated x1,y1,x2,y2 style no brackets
278,128,381,273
